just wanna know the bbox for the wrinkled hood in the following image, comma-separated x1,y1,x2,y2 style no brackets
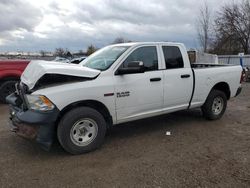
21,60,100,89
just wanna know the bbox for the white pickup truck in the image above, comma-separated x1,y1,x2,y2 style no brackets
7,42,243,154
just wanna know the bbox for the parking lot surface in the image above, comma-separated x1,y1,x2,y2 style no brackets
0,84,250,188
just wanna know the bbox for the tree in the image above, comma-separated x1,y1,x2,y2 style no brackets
54,48,73,58
112,37,132,44
54,48,65,57
40,50,46,57
112,37,126,44
213,0,250,54
197,1,212,52
86,45,97,56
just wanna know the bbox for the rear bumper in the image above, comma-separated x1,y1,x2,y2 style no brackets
235,86,242,97
7,93,59,151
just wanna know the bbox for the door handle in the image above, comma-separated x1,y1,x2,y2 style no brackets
150,78,161,82
181,74,190,78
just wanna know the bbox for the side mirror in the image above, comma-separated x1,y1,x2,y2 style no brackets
115,61,145,75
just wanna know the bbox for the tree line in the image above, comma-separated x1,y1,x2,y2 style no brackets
47,37,132,57
197,0,250,55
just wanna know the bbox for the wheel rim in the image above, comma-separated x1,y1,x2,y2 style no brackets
70,118,98,146
212,96,224,115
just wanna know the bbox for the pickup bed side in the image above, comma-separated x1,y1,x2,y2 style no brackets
190,65,242,109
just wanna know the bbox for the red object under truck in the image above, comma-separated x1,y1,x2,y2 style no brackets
0,60,30,103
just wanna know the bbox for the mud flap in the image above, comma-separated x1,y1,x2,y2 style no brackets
36,123,56,151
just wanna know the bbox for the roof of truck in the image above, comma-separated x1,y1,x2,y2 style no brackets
111,42,185,47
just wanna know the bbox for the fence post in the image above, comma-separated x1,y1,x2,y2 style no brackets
239,53,244,67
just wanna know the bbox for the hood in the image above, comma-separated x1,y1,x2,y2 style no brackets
21,60,101,89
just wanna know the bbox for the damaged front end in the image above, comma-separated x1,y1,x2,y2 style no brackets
32,73,92,91
6,83,59,151
6,60,101,151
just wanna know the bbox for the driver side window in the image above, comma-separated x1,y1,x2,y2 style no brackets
122,46,158,71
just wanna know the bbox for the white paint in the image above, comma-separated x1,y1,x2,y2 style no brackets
21,60,100,89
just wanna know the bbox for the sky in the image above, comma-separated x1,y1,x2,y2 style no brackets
0,0,241,52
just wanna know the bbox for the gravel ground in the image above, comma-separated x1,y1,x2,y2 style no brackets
0,83,250,188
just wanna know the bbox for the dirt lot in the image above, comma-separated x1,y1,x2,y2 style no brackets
0,84,250,188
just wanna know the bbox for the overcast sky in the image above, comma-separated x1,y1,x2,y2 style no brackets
0,0,241,52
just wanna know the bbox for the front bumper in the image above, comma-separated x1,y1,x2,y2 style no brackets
7,93,59,151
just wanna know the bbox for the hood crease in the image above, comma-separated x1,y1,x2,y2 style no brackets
21,60,100,89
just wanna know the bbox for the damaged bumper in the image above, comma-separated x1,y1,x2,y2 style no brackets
7,93,59,151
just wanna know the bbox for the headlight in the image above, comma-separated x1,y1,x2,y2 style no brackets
26,95,55,111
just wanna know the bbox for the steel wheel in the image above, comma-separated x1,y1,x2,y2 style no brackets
212,96,224,115
70,118,98,146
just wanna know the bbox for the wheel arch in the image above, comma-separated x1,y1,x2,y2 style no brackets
0,71,22,80
0,76,20,82
0,76,20,86
210,82,231,100
56,100,113,128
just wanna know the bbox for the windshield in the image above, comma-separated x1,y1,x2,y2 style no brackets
81,46,130,71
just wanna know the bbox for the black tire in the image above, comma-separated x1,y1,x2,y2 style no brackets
202,89,227,120
0,80,17,103
57,107,107,155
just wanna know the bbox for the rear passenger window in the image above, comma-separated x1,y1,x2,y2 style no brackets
123,46,158,71
162,46,184,69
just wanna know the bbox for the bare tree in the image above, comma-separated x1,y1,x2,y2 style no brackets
86,45,97,56
112,37,126,44
54,48,65,57
112,37,132,44
40,50,46,57
197,1,212,52
213,0,250,54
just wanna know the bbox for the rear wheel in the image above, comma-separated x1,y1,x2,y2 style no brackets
202,90,227,120
57,107,107,154
0,80,17,103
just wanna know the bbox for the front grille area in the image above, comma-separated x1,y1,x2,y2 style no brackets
16,82,29,110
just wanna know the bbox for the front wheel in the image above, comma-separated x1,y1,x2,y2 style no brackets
202,90,227,120
57,107,107,154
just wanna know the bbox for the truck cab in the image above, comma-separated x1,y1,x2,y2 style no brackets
111,43,194,123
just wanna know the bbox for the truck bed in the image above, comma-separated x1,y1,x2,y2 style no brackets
189,64,242,109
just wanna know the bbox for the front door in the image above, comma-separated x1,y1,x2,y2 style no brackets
113,46,164,123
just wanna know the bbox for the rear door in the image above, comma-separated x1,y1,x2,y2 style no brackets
161,45,193,111
113,45,164,123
